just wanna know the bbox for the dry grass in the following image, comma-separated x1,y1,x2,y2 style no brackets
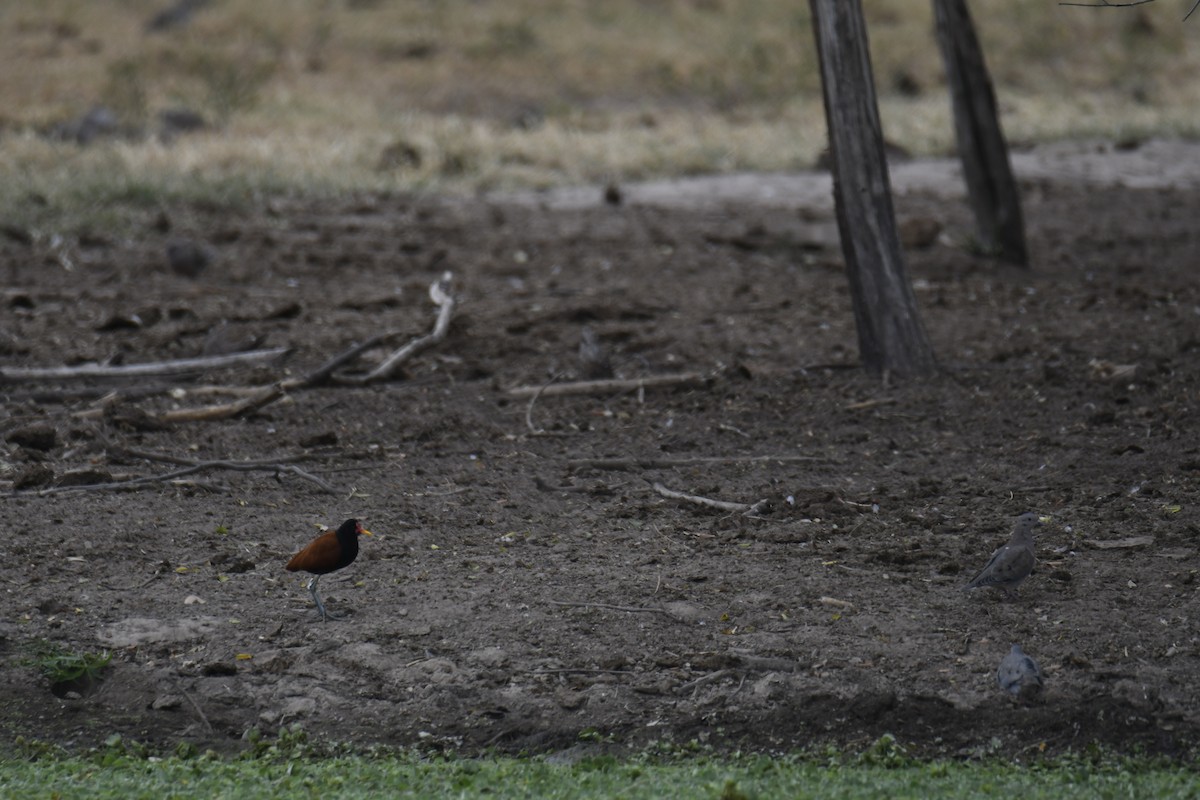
2,0,1199,230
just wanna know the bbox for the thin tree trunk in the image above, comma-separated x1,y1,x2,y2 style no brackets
809,0,937,378
933,0,1028,265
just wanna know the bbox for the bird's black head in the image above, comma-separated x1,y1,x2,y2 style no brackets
336,519,372,542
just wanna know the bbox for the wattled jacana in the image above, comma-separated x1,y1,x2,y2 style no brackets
285,518,372,621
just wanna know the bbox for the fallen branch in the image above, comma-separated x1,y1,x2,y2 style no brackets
31,456,337,496
507,371,706,399
157,384,286,423
100,436,312,469
652,482,771,516
0,348,290,382
533,668,635,676
293,331,401,388
549,600,676,617
676,669,730,694
844,397,896,411
337,272,455,385
525,372,565,435
177,681,214,734
568,454,823,471
817,596,857,611
1058,0,1155,7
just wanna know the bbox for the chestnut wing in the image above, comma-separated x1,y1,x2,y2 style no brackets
286,532,343,574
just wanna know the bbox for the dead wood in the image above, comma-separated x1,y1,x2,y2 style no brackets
507,371,706,399
568,454,823,471
295,331,399,388
33,437,340,496
335,272,455,385
548,600,676,617
0,348,290,382
156,384,286,423
652,482,771,516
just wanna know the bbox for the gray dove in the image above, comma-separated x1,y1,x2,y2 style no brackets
996,644,1044,703
963,512,1041,599
578,325,613,380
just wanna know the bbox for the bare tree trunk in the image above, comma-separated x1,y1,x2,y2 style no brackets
808,0,937,378
933,0,1028,265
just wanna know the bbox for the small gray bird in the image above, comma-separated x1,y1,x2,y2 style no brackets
963,512,1041,599
996,644,1044,703
578,325,613,380
166,238,213,279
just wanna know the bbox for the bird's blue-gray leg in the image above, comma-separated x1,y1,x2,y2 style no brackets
308,575,328,622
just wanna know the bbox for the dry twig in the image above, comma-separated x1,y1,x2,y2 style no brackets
507,371,706,399
525,371,565,435
652,482,770,516
35,437,340,496
177,682,214,734
157,384,285,423
338,272,455,385
549,600,675,617
0,348,290,382
568,454,822,471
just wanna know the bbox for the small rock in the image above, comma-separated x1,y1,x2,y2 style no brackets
7,423,58,451
279,696,317,717
898,216,943,249
298,431,339,448
55,468,113,487
13,464,56,490
252,650,293,674
467,647,509,669
157,108,207,141
554,688,586,709
202,322,263,356
152,695,183,710
37,598,71,615
202,661,237,677
166,239,213,278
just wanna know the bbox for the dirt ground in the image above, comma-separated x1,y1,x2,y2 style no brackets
2,139,1199,760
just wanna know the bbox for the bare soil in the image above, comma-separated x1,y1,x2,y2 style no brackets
2,140,1199,759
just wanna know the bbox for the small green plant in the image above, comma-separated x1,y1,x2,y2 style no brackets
857,733,914,769
26,640,112,686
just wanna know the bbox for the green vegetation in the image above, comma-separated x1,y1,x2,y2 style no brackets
0,744,1195,800
23,640,111,687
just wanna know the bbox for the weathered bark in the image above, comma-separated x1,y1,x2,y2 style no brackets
933,0,1028,265
808,0,937,378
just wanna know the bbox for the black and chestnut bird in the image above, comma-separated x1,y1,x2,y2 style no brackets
285,519,372,621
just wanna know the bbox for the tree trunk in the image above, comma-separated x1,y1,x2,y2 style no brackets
808,0,937,378
933,0,1028,265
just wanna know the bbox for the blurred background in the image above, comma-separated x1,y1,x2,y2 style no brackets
2,0,1198,229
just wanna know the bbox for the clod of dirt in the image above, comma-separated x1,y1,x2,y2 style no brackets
48,672,103,699
96,307,162,331
55,468,113,487
13,464,55,490
103,404,166,432
201,662,238,677
98,617,219,648
897,215,942,249
166,239,213,278
36,598,71,615
298,431,338,448
6,423,58,451
202,323,264,356
151,694,183,710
